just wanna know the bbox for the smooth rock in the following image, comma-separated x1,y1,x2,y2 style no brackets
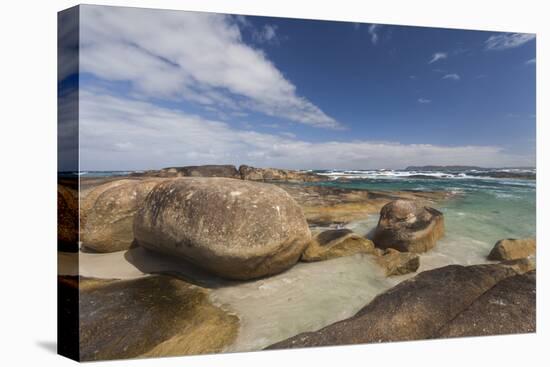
374,248,420,276
488,238,536,261
266,264,517,349
78,275,239,361
301,229,374,262
134,178,311,280
372,199,445,253
81,179,165,252
437,271,536,337
58,184,79,252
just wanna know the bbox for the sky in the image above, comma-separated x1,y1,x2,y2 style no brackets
60,5,536,171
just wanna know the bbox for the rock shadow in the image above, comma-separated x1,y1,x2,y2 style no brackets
123,246,243,289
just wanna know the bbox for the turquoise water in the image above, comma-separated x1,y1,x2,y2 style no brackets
317,176,536,270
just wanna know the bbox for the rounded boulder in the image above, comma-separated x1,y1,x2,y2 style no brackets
81,179,165,252
133,178,311,280
373,199,444,253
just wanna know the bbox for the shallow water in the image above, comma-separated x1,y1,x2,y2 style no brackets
211,254,402,352
62,174,536,352
214,176,535,350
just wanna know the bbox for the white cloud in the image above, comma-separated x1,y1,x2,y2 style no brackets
253,24,279,44
428,52,447,64
417,98,431,104
485,33,535,50
368,24,380,45
442,73,460,81
79,88,533,171
79,5,340,129
525,58,536,65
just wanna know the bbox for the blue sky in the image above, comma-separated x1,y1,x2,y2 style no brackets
66,5,536,170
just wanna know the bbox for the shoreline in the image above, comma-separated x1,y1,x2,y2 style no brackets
58,166,536,355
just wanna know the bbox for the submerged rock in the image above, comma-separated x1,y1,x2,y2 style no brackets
301,229,374,262
266,264,521,349
239,165,324,182
80,179,165,252
78,275,239,361
488,238,536,261
374,248,420,276
134,178,311,280
58,184,79,252
372,199,444,253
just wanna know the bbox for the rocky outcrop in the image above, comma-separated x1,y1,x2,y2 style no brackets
374,248,420,276
130,165,240,179
266,263,533,349
134,178,311,280
78,275,239,361
276,184,451,227
80,179,165,252
372,200,444,253
58,184,79,252
437,271,535,337
499,257,536,274
301,229,374,262
164,165,240,178
488,238,536,261
239,165,324,183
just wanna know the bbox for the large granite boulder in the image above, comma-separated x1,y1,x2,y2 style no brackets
488,238,536,261
301,229,374,262
372,199,444,253
77,275,239,361
436,271,535,338
239,165,324,182
58,184,79,252
374,248,420,276
266,264,521,349
133,178,311,280
80,178,138,213
80,179,165,252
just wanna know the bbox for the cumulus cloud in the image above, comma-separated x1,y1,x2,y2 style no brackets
417,98,431,104
525,58,536,65
79,6,340,129
428,52,447,64
368,24,380,45
442,73,460,81
79,88,533,171
485,33,535,50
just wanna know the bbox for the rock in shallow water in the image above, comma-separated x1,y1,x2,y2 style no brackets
301,229,374,262
266,263,529,349
488,238,536,261
374,248,420,276
81,179,166,253
372,199,444,253
134,178,311,280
